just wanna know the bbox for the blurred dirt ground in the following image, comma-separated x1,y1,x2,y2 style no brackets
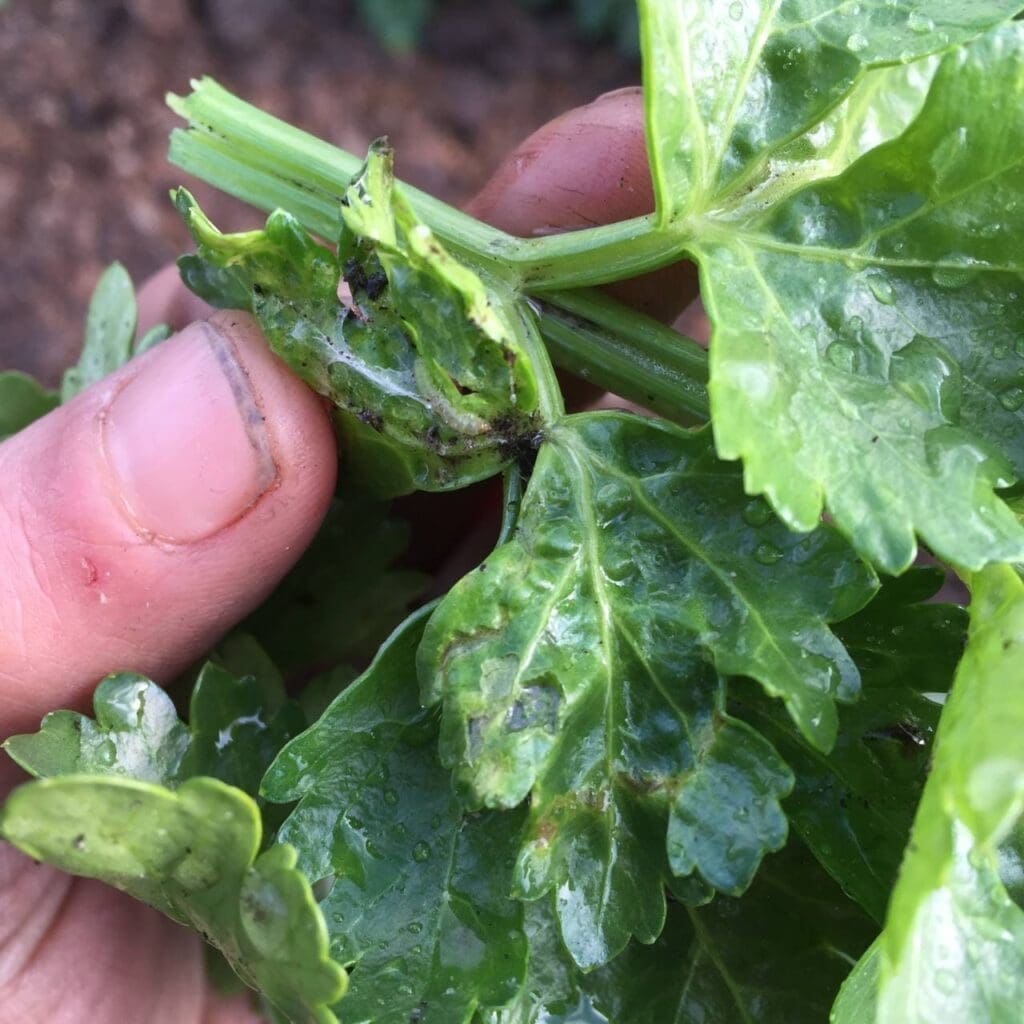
0,0,635,384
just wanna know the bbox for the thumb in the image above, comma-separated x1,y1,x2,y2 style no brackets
0,311,336,738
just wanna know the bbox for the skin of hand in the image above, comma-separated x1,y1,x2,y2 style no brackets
0,88,698,1023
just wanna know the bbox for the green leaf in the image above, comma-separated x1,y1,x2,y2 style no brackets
263,607,529,1024
420,411,876,967
174,143,545,496
182,660,304,799
693,25,1024,571
243,496,427,678
61,262,137,401
737,569,967,921
639,0,1021,218
0,776,346,1024
3,673,190,783
873,563,1024,1021
54,261,169,404
490,840,876,1024
4,649,301,802
0,370,59,440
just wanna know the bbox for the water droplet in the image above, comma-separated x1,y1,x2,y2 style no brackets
999,385,1024,412
742,498,773,527
729,0,744,18
407,921,423,934
754,542,784,566
935,969,956,994
1015,336,1024,359
383,788,399,806
412,841,432,863
868,276,895,305
908,11,934,33
430,813,442,829
846,32,868,52
95,739,117,767
826,341,857,372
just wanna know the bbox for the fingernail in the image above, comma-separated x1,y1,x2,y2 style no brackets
101,321,278,544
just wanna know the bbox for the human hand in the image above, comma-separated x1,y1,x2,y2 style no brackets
0,88,698,1023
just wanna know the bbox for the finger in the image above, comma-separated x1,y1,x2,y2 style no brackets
0,311,336,738
467,86,700,325
0,844,206,1024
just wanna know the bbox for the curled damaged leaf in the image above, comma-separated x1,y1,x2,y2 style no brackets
0,777,346,1024
174,141,543,496
263,608,529,1024
419,411,876,967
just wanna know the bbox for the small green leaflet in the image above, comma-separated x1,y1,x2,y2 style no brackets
3,653,302,800
61,261,171,401
175,142,542,497
263,607,529,1024
0,777,346,1024
639,0,1022,217
420,411,876,967
861,564,1024,1022
3,673,190,784
243,496,427,678
488,840,876,1024
0,371,58,440
737,569,966,921
643,7,1024,572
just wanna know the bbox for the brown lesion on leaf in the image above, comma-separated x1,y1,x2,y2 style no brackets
356,408,384,432
492,410,545,473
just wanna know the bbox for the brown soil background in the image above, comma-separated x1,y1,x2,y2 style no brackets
0,0,636,385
